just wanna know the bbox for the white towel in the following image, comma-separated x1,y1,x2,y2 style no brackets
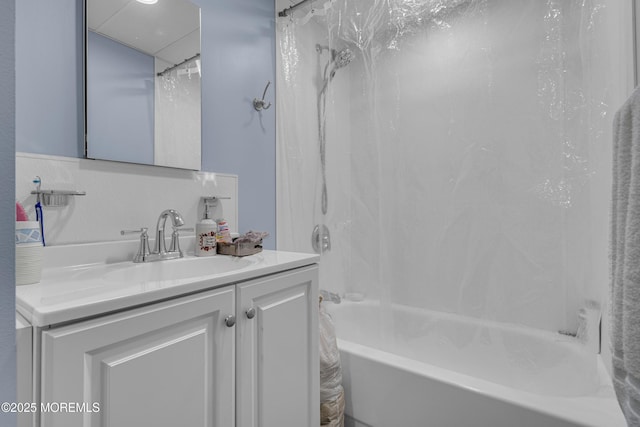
612,86,640,426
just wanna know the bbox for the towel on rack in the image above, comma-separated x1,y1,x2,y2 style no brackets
612,86,640,426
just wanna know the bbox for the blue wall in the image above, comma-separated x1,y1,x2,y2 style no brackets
15,0,84,158
15,0,277,249
0,0,17,425
198,0,276,248
86,31,155,165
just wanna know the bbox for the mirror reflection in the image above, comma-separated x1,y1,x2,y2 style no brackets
86,0,201,170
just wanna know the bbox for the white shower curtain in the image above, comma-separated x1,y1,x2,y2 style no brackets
277,0,612,378
154,57,201,170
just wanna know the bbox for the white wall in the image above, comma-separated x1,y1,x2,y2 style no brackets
16,153,238,249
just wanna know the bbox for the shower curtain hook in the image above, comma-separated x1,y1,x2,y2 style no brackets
253,81,272,111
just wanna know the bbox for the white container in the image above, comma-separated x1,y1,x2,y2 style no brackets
196,219,217,256
16,221,41,245
195,200,217,257
16,221,43,285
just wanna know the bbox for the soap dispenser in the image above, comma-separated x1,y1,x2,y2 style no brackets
196,198,217,256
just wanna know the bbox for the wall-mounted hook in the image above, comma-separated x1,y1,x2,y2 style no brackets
253,81,272,111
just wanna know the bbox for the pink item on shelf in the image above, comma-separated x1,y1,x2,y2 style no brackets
16,202,28,222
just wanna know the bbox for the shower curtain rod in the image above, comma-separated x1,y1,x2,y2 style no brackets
157,53,200,77
278,0,314,17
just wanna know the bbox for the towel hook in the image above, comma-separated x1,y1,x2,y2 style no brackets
253,81,272,111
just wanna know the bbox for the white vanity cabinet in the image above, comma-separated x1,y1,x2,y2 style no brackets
236,265,319,427
40,285,235,427
34,263,319,427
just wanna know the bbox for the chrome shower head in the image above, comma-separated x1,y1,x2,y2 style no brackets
325,48,354,81
333,48,354,69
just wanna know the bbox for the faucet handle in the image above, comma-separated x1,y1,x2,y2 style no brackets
168,226,194,255
121,228,148,236
121,228,151,263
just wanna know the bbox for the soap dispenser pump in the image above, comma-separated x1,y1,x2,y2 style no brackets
196,198,217,256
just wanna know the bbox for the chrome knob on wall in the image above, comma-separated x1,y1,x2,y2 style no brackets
311,224,331,254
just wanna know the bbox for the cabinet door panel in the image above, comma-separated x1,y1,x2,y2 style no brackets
94,318,210,426
237,266,319,427
41,287,235,427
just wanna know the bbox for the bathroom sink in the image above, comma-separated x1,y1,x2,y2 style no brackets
104,256,253,283
16,241,319,327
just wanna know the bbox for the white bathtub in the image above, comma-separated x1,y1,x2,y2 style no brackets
326,300,625,427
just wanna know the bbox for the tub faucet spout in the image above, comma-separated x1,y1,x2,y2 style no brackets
320,290,341,304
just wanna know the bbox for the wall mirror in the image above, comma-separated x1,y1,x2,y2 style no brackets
86,0,201,170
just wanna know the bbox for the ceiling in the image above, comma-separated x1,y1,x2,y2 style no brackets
87,0,200,73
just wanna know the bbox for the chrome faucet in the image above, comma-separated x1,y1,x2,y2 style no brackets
154,209,185,256
121,209,191,263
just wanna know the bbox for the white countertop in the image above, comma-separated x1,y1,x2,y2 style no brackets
17,242,318,327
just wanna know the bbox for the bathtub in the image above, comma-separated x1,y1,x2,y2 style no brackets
325,300,625,427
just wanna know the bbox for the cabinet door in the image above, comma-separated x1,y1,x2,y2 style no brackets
237,265,319,427
40,286,235,427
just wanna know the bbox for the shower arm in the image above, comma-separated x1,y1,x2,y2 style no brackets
278,0,314,17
